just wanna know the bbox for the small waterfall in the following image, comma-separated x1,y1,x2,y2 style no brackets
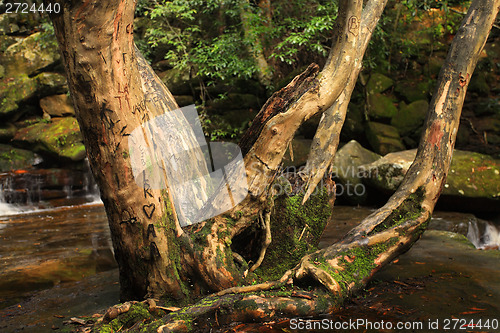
0,182,20,217
467,219,500,250
81,159,102,204
0,159,102,216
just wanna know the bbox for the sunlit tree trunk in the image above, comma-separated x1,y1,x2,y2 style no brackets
49,0,499,330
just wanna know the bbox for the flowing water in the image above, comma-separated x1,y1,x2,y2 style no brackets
0,171,499,332
0,203,115,310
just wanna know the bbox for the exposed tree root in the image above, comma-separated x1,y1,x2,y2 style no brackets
249,202,273,272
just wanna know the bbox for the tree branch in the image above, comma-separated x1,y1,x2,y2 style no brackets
300,0,390,203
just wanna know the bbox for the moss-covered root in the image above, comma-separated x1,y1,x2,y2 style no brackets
150,290,339,333
293,188,430,300
93,302,163,332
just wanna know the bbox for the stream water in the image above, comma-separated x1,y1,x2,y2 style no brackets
0,171,499,332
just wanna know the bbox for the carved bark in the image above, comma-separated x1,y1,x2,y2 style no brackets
49,0,499,331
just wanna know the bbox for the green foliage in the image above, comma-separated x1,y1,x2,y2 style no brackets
270,1,338,64
365,0,469,72
141,0,339,87
198,106,244,141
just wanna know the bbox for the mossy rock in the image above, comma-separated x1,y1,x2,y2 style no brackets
33,72,68,96
391,99,429,136
0,12,41,35
0,74,38,120
361,149,500,202
0,123,17,143
366,73,394,95
445,151,500,199
0,73,67,121
367,93,398,119
0,14,20,34
3,32,60,77
0,144,39,172
331,140,381,204
394,80,431,103
365,122,405,155
12,117,86,162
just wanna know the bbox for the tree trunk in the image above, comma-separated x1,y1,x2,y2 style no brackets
49,0,499,331
240,0,273,88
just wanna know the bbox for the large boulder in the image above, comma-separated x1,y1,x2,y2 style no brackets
3,32,60,76
365,122,405,155
360,149,500,211
359,149,416,193
0,144,40,172
12,117,86,162
331,140,381,204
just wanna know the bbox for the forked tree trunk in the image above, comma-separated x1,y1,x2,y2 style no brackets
49,0,499,331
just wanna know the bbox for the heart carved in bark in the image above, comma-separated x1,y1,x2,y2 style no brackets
143,203,156,219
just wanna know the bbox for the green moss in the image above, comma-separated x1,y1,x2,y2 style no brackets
444,150,500,199
12,117,85,161
255,186,332,282
313,237,399,295
94,303,153,333
369,186,425,235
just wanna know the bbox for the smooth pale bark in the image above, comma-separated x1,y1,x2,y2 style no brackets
300,0,389,203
